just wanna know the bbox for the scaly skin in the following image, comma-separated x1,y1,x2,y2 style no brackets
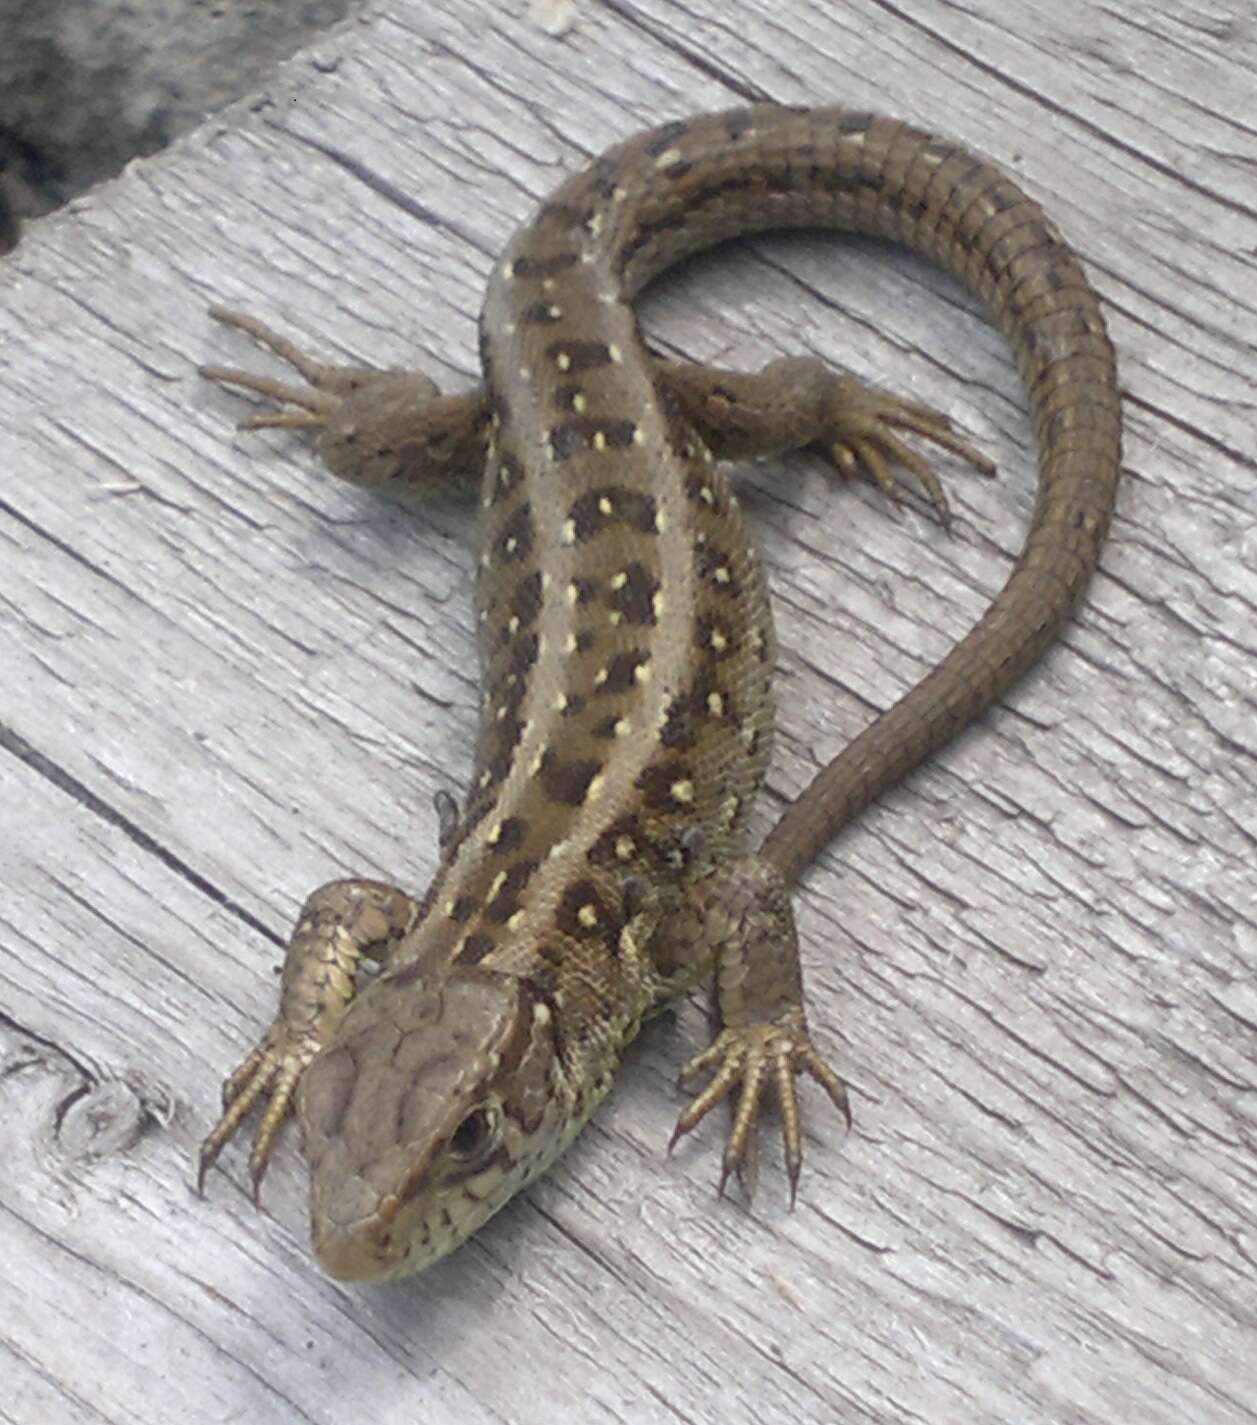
196,105,1121,1280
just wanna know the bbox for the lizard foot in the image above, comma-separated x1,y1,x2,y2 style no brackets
198,1018,323,1202
671,1008,850,1204
816,376,996,529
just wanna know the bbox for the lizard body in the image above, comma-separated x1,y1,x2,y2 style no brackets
197,105,1121,1280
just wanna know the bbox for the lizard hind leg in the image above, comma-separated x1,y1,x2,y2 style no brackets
199,305,490,495
661,355,995,529
659,855,851,1203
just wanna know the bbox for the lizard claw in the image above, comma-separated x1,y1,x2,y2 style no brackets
671,1008,851,1205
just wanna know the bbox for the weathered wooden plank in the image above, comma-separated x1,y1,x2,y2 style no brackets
1,1,1253,1422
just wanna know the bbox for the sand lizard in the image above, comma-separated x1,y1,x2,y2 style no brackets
196,105,1121,1280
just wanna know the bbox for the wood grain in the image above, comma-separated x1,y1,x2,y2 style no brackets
1,1,1254,1421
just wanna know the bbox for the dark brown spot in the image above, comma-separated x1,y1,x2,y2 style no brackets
643,119,688,157
511,252,579,278
540,753,601,805
491,816,527,854
484,858,540,923
605,562,659,625
635,760,696,812
449,896,476,923
695,543,741,595
659,693,697,750
546,340,614,372
696,613,736,660
496,502,533,563
548,419,638,462
587,815,647,869
511,571,544,627
508,632,539,680
568,486,658,539
765,169,800,193
556,879,615,940
455,931,496,966
597,650,649,694
590,156,619,198
664,158,693,181
522,300,563,324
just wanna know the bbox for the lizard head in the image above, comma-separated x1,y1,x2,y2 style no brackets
295,966,570,1281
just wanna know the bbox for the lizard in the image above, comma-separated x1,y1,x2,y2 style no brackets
196,104,1121,1281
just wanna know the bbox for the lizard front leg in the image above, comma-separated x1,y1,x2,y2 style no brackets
198,879,419,1199
656,856,850,1201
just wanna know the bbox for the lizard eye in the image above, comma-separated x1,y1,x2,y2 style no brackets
449,1105,500,1163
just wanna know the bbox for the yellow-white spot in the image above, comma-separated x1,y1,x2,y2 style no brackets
548,305,563,319
609,571,628,589
708,692,725,716
654,509,670,533
542,278,556,292
562,518,577,545
608,343,623,363
671,779,695,804
556,351,572,371
566,582,580,606
619,925,639,956
532,998,552,1025
508,910,526,932
554,691,569,712
586,211,604,237
652,591,666,619
633,662,651,685
741,723,756,746
614,718,632,738
598,495,613,515
594,667,608,686
593,430,607,451
508,615,521,634
487,822,503,844
653,147,683,168
565,633,579,654
578,903,599,928
615,835,635,860
529,751,545,775
572,392,588,413
488,870,507,899
699,485,715,504
631,427,645,446
443,899,457,917
721,794,740,824
714,566,731,584
518,367,531,383
711,629,728,652
608,611,623,626
586,772,605,802
496,704,509,721
479,769,493,787
540,571,552,591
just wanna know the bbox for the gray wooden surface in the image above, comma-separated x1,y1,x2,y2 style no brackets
2,2,1254,1422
